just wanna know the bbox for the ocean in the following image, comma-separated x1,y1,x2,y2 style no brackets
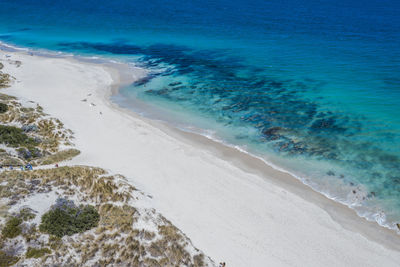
1,0,400,229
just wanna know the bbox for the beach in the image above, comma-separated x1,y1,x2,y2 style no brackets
2,49,400,266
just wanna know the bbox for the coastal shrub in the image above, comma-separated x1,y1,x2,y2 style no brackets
0,103,7,114
0,125,37,147
0,251,19,267
25,247,51,259
39,201,99,238
1,217,22,239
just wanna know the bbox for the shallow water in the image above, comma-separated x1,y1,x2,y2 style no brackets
1,0,400,228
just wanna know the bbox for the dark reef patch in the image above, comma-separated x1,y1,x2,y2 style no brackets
58,41,400,206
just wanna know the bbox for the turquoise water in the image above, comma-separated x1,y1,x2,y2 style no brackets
1,0,400,229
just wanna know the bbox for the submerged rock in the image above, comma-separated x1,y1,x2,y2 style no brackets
261,126,284,141
133,73,158,86
278,141,290,151
169,81,182,86
170,85,186,91
310,117,346,133
326,170,335,176
269,81,283,88
291,142,307,154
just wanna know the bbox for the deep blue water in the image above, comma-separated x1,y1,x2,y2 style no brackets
1,0,400,229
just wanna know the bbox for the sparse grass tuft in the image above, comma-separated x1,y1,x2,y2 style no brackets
99,204,136,233
0,94,16,101
19,207,36,221
35,149,80,165
0,72,11,88
25,247,51,259
0,251,19,267
0,156,24,167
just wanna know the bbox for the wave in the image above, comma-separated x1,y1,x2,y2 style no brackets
171,118,398,232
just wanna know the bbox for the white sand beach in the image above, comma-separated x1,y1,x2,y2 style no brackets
2,49,400,266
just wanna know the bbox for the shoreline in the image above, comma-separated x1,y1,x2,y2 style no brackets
107,67,400,251
2,46,400,266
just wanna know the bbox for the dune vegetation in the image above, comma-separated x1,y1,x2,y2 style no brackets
0,65,213,266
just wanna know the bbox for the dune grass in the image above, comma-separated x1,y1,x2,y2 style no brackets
0,165,210,266
0,166,132,203
34,148,80,165
0,72,11,88
0,91,75,158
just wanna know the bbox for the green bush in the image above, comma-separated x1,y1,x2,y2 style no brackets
39,205,99,238
1,217,22,239
0,103,7,113
25,247,51,259
0,125,37,147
